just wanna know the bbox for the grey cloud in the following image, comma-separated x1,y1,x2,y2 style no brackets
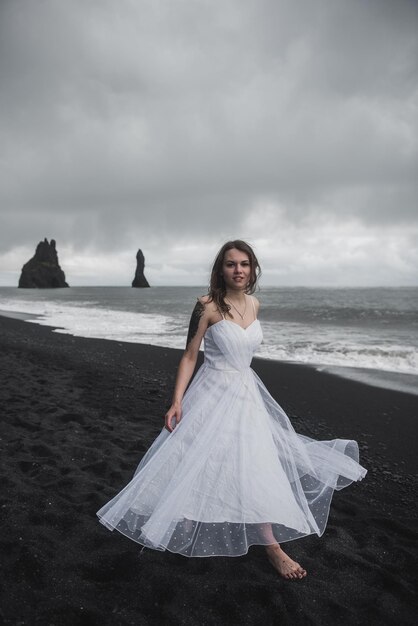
0,0,417,284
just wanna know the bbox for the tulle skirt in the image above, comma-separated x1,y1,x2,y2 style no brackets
96,364,367,557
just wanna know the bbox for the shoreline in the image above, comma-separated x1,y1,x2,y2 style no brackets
0,314,417,624
1,308,417,398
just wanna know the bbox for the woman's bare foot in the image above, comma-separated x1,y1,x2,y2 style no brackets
265,544,307,580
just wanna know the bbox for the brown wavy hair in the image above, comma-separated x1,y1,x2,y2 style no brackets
208,240,261,318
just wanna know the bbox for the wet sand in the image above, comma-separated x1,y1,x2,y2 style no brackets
0,315,417,625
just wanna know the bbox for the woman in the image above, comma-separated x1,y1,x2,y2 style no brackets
97,240,367,580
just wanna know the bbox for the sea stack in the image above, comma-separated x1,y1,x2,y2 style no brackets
18,238,69,288
132,249,150,288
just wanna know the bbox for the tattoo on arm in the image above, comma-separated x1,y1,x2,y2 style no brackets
186,301,204,348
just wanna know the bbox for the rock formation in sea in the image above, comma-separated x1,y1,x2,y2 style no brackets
18,238,69,288
132,249,150,288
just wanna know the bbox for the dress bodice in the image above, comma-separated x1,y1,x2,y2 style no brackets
203,319,263,372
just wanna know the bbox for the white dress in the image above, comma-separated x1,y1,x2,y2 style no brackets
97,314,367,557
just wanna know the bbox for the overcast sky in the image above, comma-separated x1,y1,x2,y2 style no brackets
0,0,417,287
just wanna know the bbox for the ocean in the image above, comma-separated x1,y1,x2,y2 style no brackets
1,286,417,395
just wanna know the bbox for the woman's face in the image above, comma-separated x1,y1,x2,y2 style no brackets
221,248,251,291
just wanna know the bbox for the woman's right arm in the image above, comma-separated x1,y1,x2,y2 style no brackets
164,298,210,432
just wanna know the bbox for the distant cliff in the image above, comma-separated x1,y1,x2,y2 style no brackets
132,249,150,288
18,238,69,288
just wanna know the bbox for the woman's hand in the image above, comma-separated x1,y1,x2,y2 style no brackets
164,403,182,432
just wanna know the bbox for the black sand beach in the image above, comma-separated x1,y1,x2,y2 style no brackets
0,314,417,625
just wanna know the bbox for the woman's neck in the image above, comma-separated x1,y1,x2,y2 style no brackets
225,290,247,303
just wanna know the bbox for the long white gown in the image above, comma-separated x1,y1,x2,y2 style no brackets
97,317,367,557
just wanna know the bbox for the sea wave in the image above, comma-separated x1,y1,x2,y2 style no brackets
0,300,181,347
0,295,417,377
257,340,418,375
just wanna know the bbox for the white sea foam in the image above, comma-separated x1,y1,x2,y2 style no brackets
0,299,184,348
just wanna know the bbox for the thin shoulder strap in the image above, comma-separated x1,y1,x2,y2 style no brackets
250,295,257,320
215,299,225,320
